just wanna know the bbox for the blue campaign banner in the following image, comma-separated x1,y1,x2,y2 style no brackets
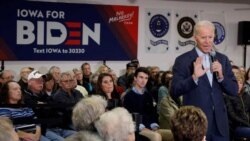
0,1,138,60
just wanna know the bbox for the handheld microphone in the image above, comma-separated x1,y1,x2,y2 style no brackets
209,50,219,79
209,49,216,62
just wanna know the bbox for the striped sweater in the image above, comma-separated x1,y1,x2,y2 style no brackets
0,107,37,132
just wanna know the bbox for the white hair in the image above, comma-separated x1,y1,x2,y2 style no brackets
65,130,103,141
72,95,107,131
193,20,215,36
48,66,60,74
0,117,19,141
94,107,135,141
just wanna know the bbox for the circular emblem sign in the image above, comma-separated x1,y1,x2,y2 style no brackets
177,17,195,39
149,14,169,38
213,22,225,45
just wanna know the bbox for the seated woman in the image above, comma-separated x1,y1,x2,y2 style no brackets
0,81,50,141
42,73,57,97
157,71,173,113
65,95,107,140
67,95,149,141
170,106,208,141
94,107,135,141
95,73,121,110
224,72,250,139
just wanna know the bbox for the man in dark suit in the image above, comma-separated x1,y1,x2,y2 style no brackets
171,20,238,141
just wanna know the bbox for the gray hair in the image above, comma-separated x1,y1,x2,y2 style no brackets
48,66,61,74
193,20,215,36
0,117,19,141
94,107,135,141
65,130,103,141
72,95,107,131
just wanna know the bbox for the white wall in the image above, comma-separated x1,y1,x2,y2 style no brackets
4,0,250,80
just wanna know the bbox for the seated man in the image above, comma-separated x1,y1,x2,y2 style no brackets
123,67,173,141
170,106,208,141
23,70,76,140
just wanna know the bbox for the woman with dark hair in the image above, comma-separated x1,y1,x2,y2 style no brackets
96,73,121,110
0,81,51,141
0,81,23,104
43,73,57,97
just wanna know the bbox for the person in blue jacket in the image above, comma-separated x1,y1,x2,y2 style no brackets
171,20,238,141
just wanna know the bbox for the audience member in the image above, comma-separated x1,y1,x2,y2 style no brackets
0,117,19,141
0,81,50,141
123,67,173,141
120,73,135,106
94,107,135,141
65,130,103,141
125,73,135,91
96,73,121,110
244,67,250,95
131,59,140,68
43,73,57,97
23,70,76,140
53,71,83,105
48,66,61,91
109,69,125,95
71,95,107,131
73,68,84,86
117,62,137,90
0,70,14,88
23,70,50,105
224,72,250,139
18,67,34,93
81,62,94,94
66,95,107,140
239,66,246,76
232,65,240,76
146,66,160,91
149,70,164,111
170,106,208,141
96,64,110,74
157,71,173,113
70,71,88,97
90,72,100,93
158,95,179,130
52,71,83,131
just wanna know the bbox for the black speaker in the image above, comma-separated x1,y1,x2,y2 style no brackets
238,21,250,45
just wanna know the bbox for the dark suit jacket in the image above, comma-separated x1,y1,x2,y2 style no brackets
171,48,238,137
